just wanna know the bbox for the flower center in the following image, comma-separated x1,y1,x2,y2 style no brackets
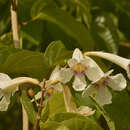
92,76,110,88
71,63,87,74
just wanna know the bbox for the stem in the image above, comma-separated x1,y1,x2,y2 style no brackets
34,79,46,130
10,0,20,48
22,105,29,130
10,0,28,130
90,96,115,130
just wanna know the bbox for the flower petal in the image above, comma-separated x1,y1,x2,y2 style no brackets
72,48,84,62
77,106,95,116
60,68,73,83
0,96,10,111
49,66,61,81
85,51,130,79
82,85,95,97
67,58,78,67
96,87,112,106
73,75,86,91
108,74,127,91
2,77,39,93
83,56,104,81
0,90,10,111
0,73,11,81
53,83,63,92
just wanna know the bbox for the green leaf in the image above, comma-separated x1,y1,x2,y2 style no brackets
40,121,61,130
0,33,13,47
0,48,49,79
45,22,77,49
104,91,130,130
20,20,45,46
49,112,90,122
61,117,103,130
41,92,66,121
41,112,103,130
44,40,72,66
38,7,94,51
31,0,57,18
90,96,115,130
19,0,35,22
75,0,92,28
20,90,37,124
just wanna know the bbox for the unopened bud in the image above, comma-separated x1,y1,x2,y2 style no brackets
28,88,34,97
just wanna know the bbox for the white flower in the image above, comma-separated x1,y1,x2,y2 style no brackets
59,48,104,91
85,51,130,79
0,73,39,111
76,106,95,116
82,70,127,106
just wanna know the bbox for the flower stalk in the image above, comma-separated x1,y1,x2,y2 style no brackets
33,79,46,130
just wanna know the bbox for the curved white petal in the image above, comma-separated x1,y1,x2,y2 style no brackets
85,51,130,79
108,74,127,91
82,85,95,97
60,68,73,83
73,75,86,91
72,48,84,62
96,87,112,106
49,66,61,81
1,77,39,93
0,73,11,81
83,56,104,81
67,58,78,67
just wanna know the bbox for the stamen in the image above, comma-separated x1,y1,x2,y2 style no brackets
71,63,87,75
92,76,110,88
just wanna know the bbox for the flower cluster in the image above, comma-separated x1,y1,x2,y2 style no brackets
46,48,128,106
0,48,129,112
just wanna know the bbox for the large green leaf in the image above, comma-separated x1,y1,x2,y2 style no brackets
44,40,72,66
18,0,35,22
37,7,94,50
61,117,103,130
40,112,103,130
20,90,37,124
41,92,66,122
45,22,77,49
20,20,45,46
0,48,49,79
104,91,130,130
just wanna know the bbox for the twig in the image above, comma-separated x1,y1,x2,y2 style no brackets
10,0,20,48
120,42,130,48
10,0,29,130
34,79,46,130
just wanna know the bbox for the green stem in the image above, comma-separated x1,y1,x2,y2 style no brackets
90,96,115,130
